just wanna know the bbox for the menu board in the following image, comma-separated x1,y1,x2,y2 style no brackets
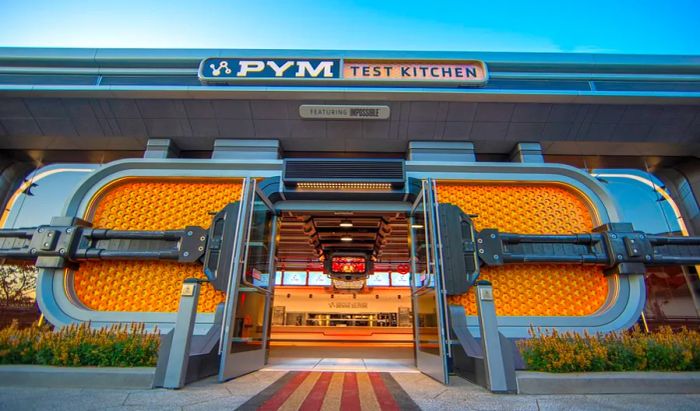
391,273,411,287
283,272,307,285
274,272,282,285
367,272,390,286
308,272,332,286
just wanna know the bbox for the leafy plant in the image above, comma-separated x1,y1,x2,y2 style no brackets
518,325,700,372
0,321,159,367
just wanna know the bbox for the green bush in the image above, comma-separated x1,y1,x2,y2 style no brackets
518,326,700,373
0,321,159,367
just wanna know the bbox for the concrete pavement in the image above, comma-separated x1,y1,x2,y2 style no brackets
2,370,700,410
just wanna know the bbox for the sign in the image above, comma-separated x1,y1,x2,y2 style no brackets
181,284,195,297
299,105,390,120
199,57,488,86
328,301,369,309
478,287,494,301
200,58,341,81
343,60,487,84
396,263,410,274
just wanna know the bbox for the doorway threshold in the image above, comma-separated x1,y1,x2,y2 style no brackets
262,357,419,373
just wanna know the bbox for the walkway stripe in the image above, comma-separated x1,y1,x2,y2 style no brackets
258,371,311,411
340,372,361,410
369,372,400,411
379,373,421,411
299,372,333,411
236,372,298,411
278,372,322,411
235,371,421,411
357,372,382,411
319,372,343,411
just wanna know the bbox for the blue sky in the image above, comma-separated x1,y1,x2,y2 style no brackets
0,0,699,54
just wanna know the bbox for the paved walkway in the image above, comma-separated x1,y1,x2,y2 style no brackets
1,370,700,410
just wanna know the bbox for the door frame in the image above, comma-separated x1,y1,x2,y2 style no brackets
409,178,450,384
218,178,279,382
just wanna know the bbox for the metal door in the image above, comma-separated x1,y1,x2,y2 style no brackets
218,178,278,381
410,179,450,384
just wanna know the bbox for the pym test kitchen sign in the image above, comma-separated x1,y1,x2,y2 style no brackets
199,58,488,85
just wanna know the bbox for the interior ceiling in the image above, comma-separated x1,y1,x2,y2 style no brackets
277,210,409,270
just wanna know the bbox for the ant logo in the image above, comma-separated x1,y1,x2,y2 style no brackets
209,61,232,77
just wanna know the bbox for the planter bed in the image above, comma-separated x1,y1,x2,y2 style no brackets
0,365,155,389
516,370,700,394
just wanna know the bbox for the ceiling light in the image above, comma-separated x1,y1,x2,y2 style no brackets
340,220,353,228
411,224,424,229
340,237,353,242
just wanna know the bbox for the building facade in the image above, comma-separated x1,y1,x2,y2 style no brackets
1,48,699,383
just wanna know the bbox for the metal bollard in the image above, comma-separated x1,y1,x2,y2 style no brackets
160,278,203,389
475,280,511,393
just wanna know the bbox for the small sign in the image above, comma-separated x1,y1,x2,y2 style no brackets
478,287,494,301
181,284,195,297
299,104,390,120
328,301,369,309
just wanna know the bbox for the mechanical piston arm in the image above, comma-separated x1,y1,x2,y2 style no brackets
0,216,207,268
438,204,700,295
1,201,698,296
0,203,242,292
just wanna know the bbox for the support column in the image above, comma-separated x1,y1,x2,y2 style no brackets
144,138,180,159
509,142,544,163
657,160,700,235
0,157,32,217
212,139,280,160
407,141,476,163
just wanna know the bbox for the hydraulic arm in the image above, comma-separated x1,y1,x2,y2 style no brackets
437,204,700,295
1,202,699,295
0,202,241,291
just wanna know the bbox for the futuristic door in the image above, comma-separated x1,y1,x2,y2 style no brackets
218,178,278,381
409,179,450,384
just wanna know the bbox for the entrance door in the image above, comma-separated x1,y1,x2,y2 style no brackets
219,178,278,381
410,179,450,384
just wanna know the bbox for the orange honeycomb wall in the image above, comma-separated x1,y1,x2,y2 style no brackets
438,183,608,317
72,179,241,313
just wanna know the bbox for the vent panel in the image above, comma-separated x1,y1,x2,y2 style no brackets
284,159,404,185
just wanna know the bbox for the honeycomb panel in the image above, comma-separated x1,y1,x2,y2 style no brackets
438,182,609,316
72,179,242,313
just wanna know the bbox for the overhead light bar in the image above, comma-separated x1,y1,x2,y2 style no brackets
340,220,353,228
296,182,393,191
340,236,353,242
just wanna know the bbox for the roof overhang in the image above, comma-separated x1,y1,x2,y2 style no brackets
0,48,699,157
